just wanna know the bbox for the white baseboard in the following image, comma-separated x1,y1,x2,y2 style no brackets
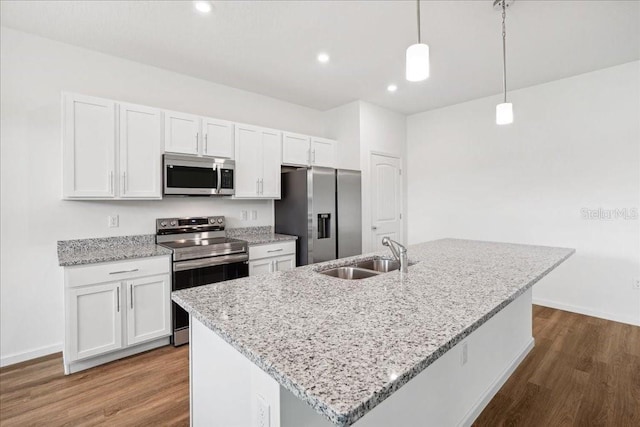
533,297,640,327
460,338,535,427
0,343,62,368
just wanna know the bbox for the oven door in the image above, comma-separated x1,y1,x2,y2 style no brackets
164,155,218,196
171,253,249,345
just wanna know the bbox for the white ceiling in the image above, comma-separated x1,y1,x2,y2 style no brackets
1,1,638,114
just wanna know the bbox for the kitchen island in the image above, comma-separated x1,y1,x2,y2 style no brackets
172,239,574,426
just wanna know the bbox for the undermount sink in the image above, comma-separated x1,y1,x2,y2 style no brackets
354,258,400,273
319,267,381,280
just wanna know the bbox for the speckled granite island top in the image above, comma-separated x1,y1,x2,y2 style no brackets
57,235,172,266
172,239,574,426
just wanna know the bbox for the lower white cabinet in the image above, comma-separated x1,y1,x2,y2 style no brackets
248,241,296,276
64,256,171,374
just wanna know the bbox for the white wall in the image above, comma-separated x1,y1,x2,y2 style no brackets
0,27,328,365
407,61,640,326
359,101,407,252
324,101,361,171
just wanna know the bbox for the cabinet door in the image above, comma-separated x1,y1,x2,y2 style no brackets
202,118,234,159
234,125,262,197
274,254,296,272
282,132,310,166
260,129,282,198
126,274,171,346
68,282,123,361
119,103,162,199
63,93,116,198
311,137,337,168
249,259,274,276
164,111,200,155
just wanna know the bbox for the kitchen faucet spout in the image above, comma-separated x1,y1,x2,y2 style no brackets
381,237,408,274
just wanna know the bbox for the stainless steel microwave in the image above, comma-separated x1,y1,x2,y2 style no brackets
163,154,235,196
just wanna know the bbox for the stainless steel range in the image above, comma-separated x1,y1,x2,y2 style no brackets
156,216,248,346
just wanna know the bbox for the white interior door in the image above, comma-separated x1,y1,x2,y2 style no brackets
370,153,402,251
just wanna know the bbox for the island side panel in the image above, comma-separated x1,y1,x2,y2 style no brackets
190,316,281,427
279,288,534,427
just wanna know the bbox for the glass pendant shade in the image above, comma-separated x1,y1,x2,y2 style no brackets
406,43,430,82
496,102,513,125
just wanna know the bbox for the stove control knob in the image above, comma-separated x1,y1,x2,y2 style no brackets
217,218,223,224
209,218,216,224
170,220,177,226
160,221,167,227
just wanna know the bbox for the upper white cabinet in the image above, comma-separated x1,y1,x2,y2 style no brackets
234,124,282,199
62,93,162,200
202,118,234,158
63,94,116,198
119,103,162,198
281,132,337,168
164,111,200,155
164,112,235,159
311,137,337,168
282,132,311,166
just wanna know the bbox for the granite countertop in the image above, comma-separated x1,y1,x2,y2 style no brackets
226,226,298,246
57,235,173,266
172,238,574,426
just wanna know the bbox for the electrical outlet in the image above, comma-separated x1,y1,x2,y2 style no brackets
461,342,468,366
251,210,258,220
633,278,640,290
108,215,119,228
241,210,248,221
256,395,270,427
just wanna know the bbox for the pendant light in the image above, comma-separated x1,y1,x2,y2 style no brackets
406,0,429,82
495,0,513,125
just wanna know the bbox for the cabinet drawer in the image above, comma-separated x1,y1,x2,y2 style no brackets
249,241,295,260
66,255,171,288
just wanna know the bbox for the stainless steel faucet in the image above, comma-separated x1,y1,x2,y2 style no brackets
382,237,408,274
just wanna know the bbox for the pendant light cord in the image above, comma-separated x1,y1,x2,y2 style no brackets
502,0,507,103
416,0,421,43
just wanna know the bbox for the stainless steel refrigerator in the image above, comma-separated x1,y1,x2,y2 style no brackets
275,167,362,266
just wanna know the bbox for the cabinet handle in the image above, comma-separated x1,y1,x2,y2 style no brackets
109,171,114,193
130,283,134,309
308,149,311,164
256,179,260,195
116,287,120,312
124,171,127,193
196,133,199,153
260,179,264,195
312,150,316,163
267,248,283,253
109,268,139,275
205,134,208,154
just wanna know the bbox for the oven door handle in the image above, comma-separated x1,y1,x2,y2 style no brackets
173,253,249,272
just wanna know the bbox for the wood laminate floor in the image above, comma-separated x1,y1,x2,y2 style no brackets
1,306,638,426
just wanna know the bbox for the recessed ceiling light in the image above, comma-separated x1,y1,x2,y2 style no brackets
387,84,398,93
194,1,212,14
317,53,330,64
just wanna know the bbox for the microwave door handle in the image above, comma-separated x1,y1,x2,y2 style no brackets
217,166,222,193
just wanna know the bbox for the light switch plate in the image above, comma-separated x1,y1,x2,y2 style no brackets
241,210,248,221
251,210,258,220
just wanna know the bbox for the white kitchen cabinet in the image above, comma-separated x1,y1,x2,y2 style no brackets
282,132,311,166
62,93,162,200
63,256,171,374
234,124,282,199
119,103,162,199
310,137,337,168
63,93,116,198
281,132,337,168
202,117,234,158
164,110,200,155
126,274,171,346
68,281,123,361
248,241,296,276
